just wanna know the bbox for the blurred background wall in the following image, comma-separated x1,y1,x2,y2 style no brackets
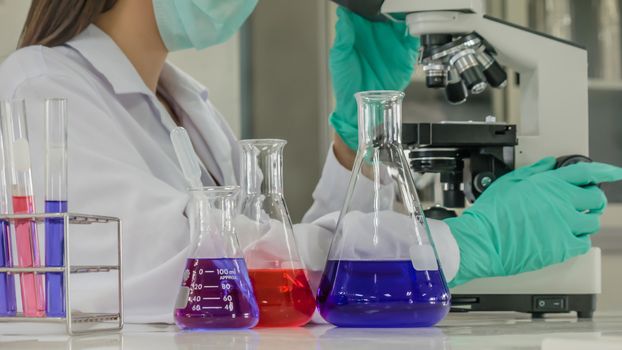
244,0,334,222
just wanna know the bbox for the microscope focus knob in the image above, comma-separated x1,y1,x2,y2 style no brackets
555,155,599,189
473,172,496,195
555,155,592,168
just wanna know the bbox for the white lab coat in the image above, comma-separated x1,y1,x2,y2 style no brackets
0,25,459,323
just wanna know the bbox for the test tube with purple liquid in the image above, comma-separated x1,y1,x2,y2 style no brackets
45,98,68,317
0,110,16,316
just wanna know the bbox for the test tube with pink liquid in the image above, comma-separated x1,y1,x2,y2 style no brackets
2,99,45,317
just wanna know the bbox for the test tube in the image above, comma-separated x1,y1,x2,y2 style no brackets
0,110,16,316
45,99,68,317
3,99,45,317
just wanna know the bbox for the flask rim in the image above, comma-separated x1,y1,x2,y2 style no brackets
239,139,287,147
355,90,405,102
188,185,240,196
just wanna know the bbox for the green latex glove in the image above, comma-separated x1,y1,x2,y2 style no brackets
329,7,420,150
445,158,622,288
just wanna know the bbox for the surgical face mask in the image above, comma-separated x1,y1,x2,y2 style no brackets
153,0,258,51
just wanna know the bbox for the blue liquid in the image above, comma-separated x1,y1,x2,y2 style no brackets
0,220,16,316
317,260,450,327
45,200,67,317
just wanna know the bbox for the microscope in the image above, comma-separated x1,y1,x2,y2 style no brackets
332,0,600,318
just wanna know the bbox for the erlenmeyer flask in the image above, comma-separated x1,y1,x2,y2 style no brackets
174,186,259,330
317,91,451,328
238,139,315,327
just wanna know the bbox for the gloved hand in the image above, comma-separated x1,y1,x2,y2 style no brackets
329,7,419,150
445,157,622,287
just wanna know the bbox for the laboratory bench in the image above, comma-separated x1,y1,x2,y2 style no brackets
1,312,622,350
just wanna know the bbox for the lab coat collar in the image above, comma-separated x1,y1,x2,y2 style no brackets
156,63,210,134
65,24,153,97
159,63,209,103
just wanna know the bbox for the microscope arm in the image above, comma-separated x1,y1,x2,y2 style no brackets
396,5,588,166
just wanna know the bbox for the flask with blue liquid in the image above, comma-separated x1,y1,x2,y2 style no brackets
317,90,451,328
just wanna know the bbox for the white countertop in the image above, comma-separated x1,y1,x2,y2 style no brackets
2,313,622,350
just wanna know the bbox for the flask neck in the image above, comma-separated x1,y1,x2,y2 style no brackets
189,186,239,235
240,140,286,195
189,186,241,259
356,91,405,148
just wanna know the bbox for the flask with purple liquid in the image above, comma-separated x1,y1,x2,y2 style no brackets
174,186,259,330
316,91,451,327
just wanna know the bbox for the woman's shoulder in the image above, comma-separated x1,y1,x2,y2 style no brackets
0,45,96,97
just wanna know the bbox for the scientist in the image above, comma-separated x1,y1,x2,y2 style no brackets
0,0,620,323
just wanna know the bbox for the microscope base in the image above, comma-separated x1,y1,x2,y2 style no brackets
449,248,601,318
450,293,596,318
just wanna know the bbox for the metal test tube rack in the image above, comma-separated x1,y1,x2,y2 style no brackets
0,212,123,335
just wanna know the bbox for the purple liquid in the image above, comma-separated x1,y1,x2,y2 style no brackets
174,258,259,329
317,260,451,327
45,200,67,317
0,220,16,316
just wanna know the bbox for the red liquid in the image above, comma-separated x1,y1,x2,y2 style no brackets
248,269,316,327
12,196,45,317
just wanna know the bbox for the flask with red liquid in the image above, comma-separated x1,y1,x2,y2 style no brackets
174,186,259,330
238,139,315,327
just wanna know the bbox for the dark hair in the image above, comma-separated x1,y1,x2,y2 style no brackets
18,0,117,48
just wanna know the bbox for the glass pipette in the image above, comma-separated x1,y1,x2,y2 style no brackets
170,127,203,189
171,126,207,247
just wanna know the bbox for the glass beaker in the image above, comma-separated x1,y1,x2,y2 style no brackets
174,186,259,330
316,91,451,328
238,139,315,327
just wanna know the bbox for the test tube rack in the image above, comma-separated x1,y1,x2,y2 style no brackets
0,212,123,335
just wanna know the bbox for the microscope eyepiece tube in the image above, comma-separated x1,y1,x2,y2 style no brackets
423,63,447,88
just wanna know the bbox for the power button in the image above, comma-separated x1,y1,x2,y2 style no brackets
533,296,568,312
